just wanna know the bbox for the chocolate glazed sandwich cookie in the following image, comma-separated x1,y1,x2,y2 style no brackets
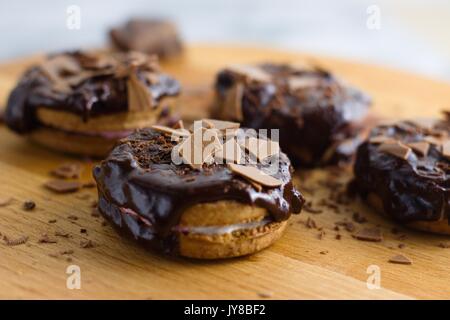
353,117,450,235
213,64,372,166
4,51,180,157
93,119,304,259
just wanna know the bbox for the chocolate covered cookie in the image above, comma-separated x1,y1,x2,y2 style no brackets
110,19,183,59
353,117,450,235
93,119,304,258
5,51,180,157
213,63,372,166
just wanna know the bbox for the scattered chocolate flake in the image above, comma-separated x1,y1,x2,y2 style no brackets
335,234,342,240
60,249,74,255
23,200,36,211
80,239,96,248
227,163,282,187
305,217,317,229
80,228,87,234
48,219,57,224
54,231,71,238
407,141,430,156
0,196,12,207
38,233,58,244
388,254,412,265
317,230,326,240
257,291,274,299
352,212,368,224
398,243,406,249
101,220,108,227
320,250,328,255
48,253,59,258
352,228,383,242
3,235,29,246
44,180,82,193
378,141,412,160
335,220,355,232
442,140,450,159
67,215,78,221
50,162,82,179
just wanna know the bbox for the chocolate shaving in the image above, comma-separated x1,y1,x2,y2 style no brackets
388,254,412,265
80,239,95,249
407,141,430,156
352,228,383,242
227,163,282,187
50,163,82,179
3,235,29,246
442,140,450,159
305,217,317,229
378,141,412,160
38,233,58,244
44,180,81,193
127,71,153,111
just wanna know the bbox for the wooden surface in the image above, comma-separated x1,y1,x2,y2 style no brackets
1,44,450,300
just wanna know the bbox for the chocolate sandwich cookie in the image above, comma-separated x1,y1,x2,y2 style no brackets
353,117,450,235
213,64,372,166
110,19,183,59
5,51,180,157
93,119,304,259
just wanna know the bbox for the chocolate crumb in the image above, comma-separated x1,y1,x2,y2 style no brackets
388,254,412,265
38,233,58,244
80,239,95,248
335,220,355,232
305,217,317,229
3,235,29,246
257,291,273,299
352,228,383,242
60,249,74,255
50,163,82,179
335,234,342,240
44,180,81,193
23,201,36,211
48,219,57,224
54,231,71,238
80,228,87,234
67,215,78,221
320,250,328,255
398,243,406,249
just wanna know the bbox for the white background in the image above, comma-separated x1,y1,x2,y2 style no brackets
0,0,449,81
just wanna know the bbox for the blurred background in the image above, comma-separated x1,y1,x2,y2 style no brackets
0,0,449,81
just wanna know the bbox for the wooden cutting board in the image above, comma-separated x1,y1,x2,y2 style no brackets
0,45,449,300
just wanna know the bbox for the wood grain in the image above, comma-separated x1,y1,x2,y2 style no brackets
1,44,450,299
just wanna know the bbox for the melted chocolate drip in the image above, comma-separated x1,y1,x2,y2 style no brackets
353,120,450,223
5,52,180,133
215,64,371,166
93,128,304,253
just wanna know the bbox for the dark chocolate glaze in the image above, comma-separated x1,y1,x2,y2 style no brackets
93,128,304,253
5,51,180,134
353,120,450,223
214,64,372,166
